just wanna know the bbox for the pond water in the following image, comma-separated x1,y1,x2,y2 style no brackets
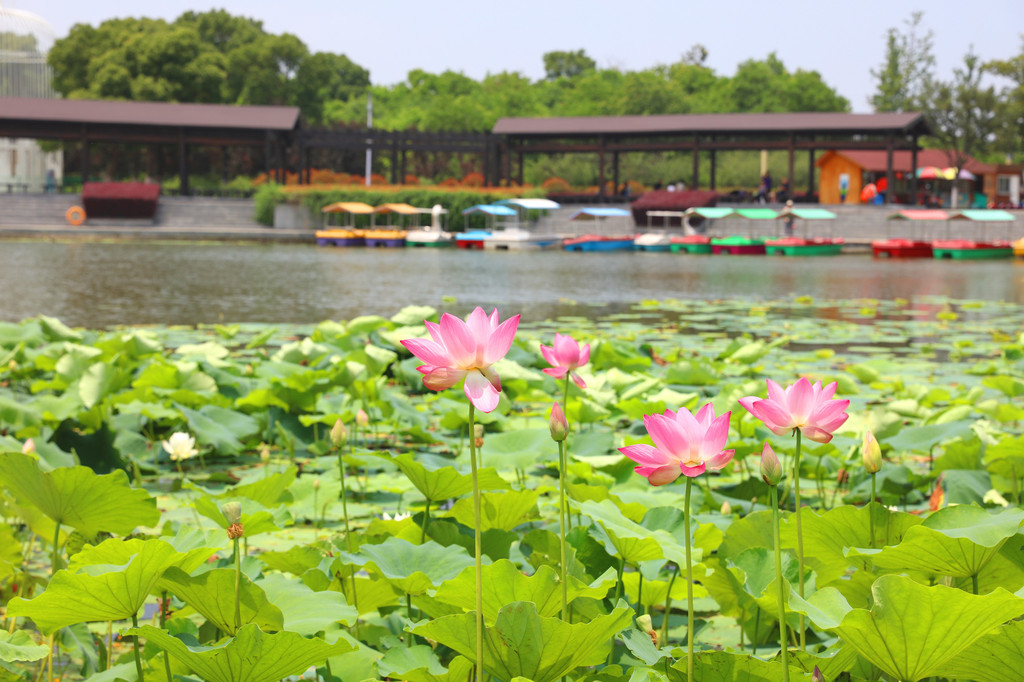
3,240,1024,327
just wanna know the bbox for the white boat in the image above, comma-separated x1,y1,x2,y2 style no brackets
484,197,564,250
405,204,454,247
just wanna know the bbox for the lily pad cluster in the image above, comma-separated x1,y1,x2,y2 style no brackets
1,297,1023,682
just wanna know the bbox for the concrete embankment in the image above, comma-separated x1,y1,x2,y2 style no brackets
1,195,1021,247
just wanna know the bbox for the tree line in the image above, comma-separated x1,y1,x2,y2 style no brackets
44,10,1024,188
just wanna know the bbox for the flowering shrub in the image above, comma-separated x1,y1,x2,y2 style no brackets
541,176,572,193
461,172,484,187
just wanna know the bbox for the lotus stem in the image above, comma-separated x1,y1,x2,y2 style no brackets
793,429,806,651
684,476,695,682
562,376,573,532
660,565,678,647
771,485,790,682
131,613,145,682
972,573,979,595
558,438,568,622
51,522,60,577
468,403,484,682
869,472,877,547
421,498,431,544
233,537,241,633
407,593,414,647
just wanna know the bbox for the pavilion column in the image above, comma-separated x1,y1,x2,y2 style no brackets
178,129,190,197
910,136,919,201
807,148,816,198
710,148,717,190
264,132,273,183
787,135,795,196
691,136,699,189
885,135,895,206
598,135,606,196
612,151,619,197
80,125,90,186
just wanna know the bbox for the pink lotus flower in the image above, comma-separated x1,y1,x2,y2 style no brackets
401,307,520,413
540,333,590,388
618,403,734,485
739,377,850,444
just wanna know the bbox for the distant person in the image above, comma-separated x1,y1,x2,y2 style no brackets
666,183,676,192
677,180,687,191
783,200,795,236
620,181,631,198
756,171,772,203
45,170,56,194
653,180,663,190
777,178,790,203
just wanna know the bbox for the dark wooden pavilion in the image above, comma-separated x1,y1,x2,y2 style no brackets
0,97,301,195
492,112,934,202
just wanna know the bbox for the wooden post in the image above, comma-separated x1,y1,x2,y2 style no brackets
885,135,894,206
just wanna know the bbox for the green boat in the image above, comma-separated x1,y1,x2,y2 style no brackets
670,235,712,254
710,235,766,255
932,239,1013,260
764,237,844,256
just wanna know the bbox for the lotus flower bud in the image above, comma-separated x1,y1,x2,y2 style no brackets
330,418,347,447
720,500,731,516
636,614,657,646
356,409,369,427
549,403,568,442
862,431,882,474
260,446,270,464
313,478,321,491
474,423,485,448
760,443,782,486
221,501,242,525
21,438,34,454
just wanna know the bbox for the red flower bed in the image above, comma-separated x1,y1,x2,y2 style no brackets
82,183,161,219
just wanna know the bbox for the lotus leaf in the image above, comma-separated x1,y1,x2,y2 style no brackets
257,573,356,635
158,567,284,635
0,631,48,663
336,537,476,595
412,601,632,682
130,624,352,682
0,452,158,537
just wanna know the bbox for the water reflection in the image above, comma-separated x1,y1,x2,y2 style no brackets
2,241,1023,327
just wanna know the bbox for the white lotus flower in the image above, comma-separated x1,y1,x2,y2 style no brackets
162,432,198,462
382,511,412,521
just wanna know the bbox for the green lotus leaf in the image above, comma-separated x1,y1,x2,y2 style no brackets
129,624,352,682
349,575,402,614
193,494,287,538
412,601,632,682
158,567,284,636
447,490,540,532
883,420,974,454
257,573,356,635
480,427,555,470
0,631,49,663
983,375,1024,398
177,404,261,455
431,559,616,621
335,537,476,596
671,650,814,681
984,433,1024,479
782,504,922,586
834,574,1024,682
78,361,128,408
8,539,207,634
936,618,1024,682
374,451,510,501
578,499,674,566
259,545,326,575
0,452,159,537
377,646,474,682
846,506,1024,578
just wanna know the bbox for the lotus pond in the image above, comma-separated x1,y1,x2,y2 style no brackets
2,297,1024,682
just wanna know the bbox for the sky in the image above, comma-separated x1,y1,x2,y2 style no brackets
13,0,1023,113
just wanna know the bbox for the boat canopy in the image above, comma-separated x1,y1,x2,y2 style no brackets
781,208,836,220
374,203,419,215
462,204,518,216
887,209,949,220
685,207,735,219
497,198,561,210
322,201,375,214
949,209,1016,221
569,207,632,220
734,208,778,220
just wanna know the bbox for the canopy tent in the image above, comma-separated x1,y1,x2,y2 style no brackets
568,207,632,220
496,198,561,210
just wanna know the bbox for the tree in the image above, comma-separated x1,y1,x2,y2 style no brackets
986,38,1024,162
870,11,936,112
542,50,596,80
923,49,998,170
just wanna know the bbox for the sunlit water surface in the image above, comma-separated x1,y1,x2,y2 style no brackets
2,241,1023,327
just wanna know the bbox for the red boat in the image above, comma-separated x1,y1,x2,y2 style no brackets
872,239,934,258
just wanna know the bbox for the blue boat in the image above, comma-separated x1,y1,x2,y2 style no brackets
564,207,635,251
